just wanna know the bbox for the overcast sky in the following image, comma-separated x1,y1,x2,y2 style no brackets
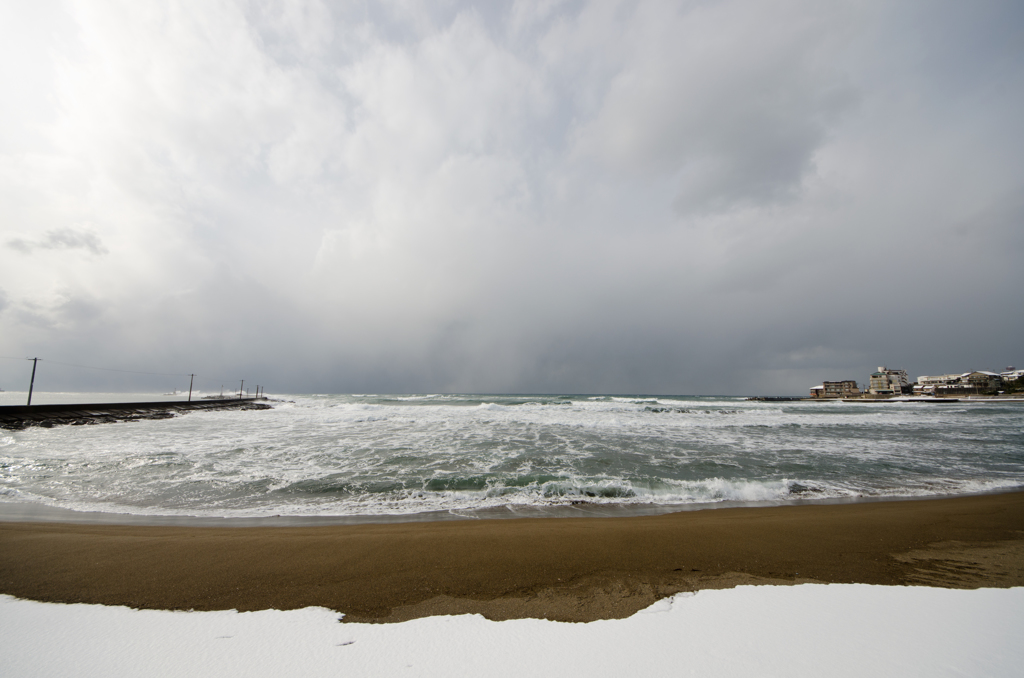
1,0,1022,396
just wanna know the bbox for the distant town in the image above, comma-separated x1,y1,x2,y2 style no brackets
809,366,1024,400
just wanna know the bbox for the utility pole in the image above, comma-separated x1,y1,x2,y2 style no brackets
239,380,244,399
188,374,194,402
26,357,39,406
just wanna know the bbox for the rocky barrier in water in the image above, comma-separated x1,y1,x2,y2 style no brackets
0,399,271,430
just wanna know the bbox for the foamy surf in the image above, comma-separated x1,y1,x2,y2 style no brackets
1,393,1022,519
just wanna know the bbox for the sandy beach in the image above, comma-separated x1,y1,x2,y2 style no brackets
2,492,1022,623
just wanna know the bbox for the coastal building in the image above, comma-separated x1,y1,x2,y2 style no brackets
869,367,909,396
918,374,961,386
809,381,861,398
812,364,1018,399
916,373,961,395
963,371,1003,390
1001,367,1023,383
917,370,1004,395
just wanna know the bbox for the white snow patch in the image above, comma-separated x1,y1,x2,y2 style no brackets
2,585,1022,677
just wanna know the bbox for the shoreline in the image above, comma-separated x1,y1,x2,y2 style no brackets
2,491,1022,623
2,487,1022,527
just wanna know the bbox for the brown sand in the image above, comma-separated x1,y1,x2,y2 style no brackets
1,492,1022,623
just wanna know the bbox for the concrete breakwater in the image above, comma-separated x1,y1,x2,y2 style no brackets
0,398,271,430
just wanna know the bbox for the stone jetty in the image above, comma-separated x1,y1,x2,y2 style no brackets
0,398,270,430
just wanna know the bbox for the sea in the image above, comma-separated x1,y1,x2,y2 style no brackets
1,392,1023,523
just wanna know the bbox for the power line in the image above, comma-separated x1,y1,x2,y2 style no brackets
37,358,191,377
0,356,242,384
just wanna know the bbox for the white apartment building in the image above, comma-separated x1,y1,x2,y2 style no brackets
869,367,909,395
916,373,961,393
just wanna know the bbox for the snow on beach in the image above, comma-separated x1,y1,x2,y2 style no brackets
3,585,1022,677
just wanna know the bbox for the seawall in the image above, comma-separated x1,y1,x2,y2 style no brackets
0,398,271,430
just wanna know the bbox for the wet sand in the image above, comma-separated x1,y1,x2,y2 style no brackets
1,492,1022,623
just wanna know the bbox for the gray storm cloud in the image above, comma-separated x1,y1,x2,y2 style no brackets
0,0,1021,396
7,227,108,255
